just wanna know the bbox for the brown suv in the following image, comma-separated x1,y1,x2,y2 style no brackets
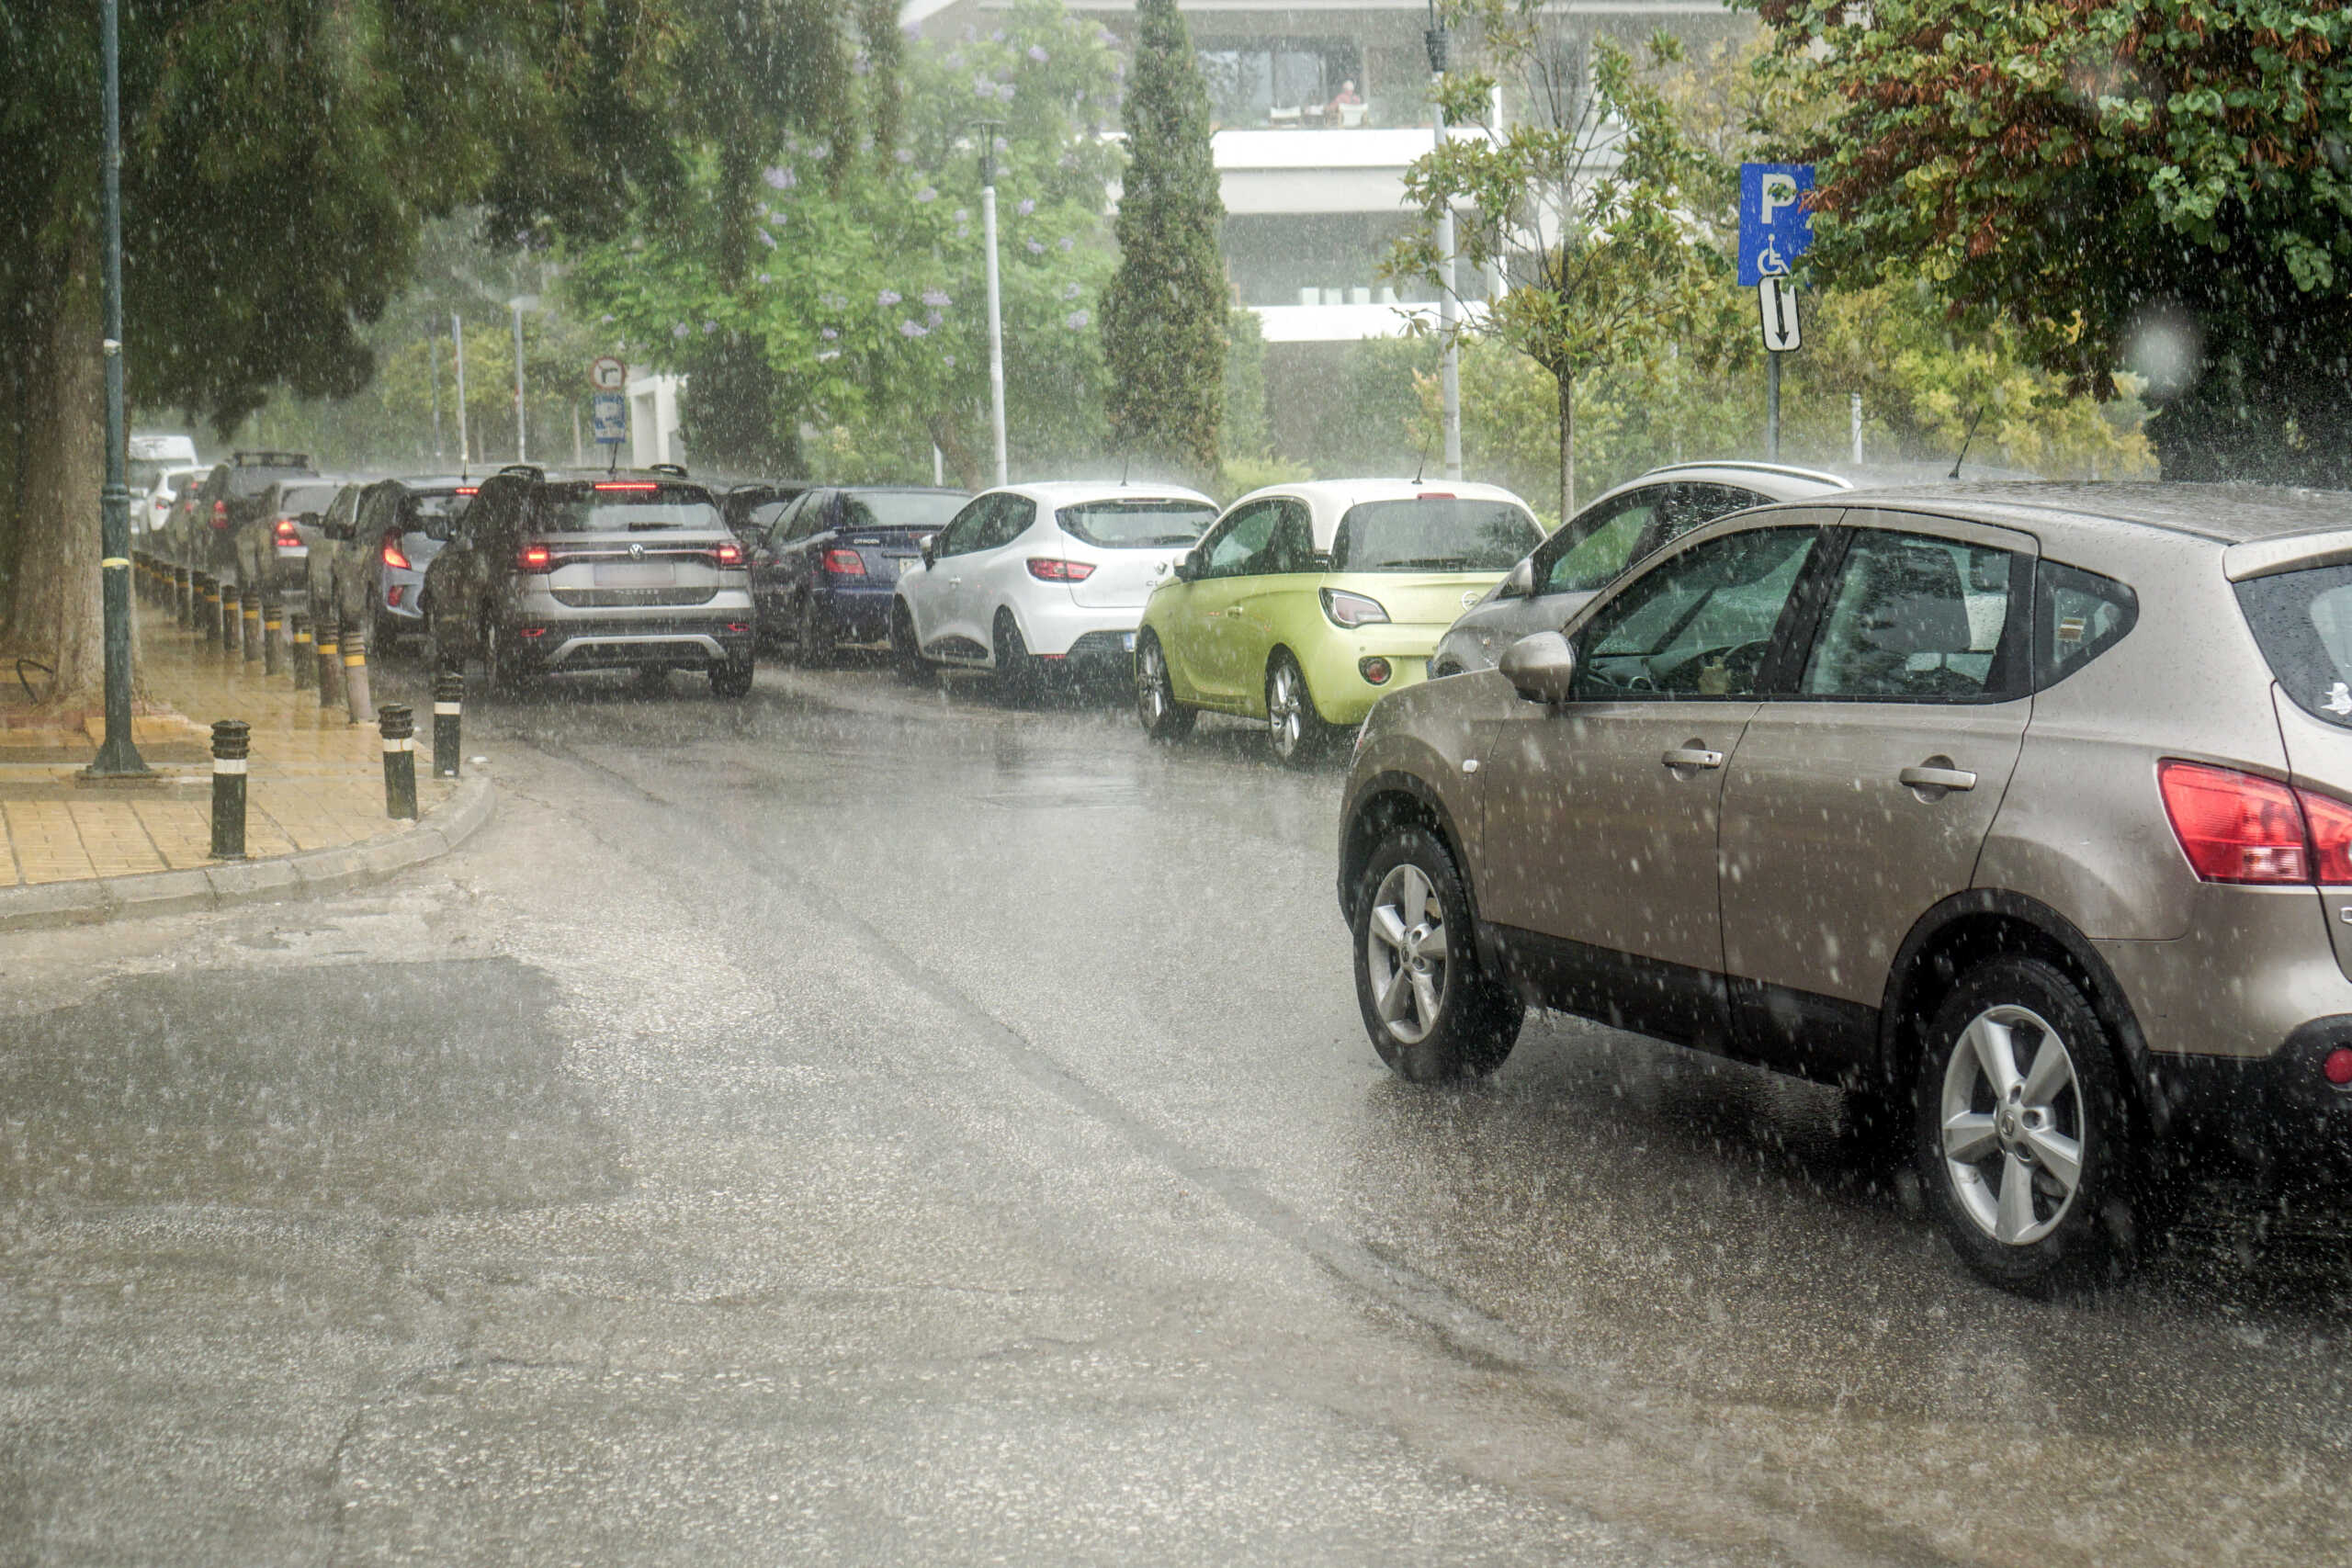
1340,484,2352,1292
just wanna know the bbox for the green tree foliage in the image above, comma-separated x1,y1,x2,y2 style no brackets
1100,0,1227,484
565,0,1122,484
1756,0,2352,483
1394,3,1714,518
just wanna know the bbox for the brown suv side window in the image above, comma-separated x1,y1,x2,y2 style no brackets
1801,529,2023,701
1571,526,1821,699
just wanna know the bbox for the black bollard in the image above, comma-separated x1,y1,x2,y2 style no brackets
175,567,193,627
262,602,284,676
242,591,264,661
209,719,249,861
431,671,463,779
379,704,418,820
316,620,344,708
219,582,241,650
342,622,375,725
194,574,215,636
289,613,315,690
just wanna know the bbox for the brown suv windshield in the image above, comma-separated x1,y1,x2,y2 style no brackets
531,482,718,532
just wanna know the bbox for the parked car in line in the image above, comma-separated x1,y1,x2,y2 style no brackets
422,465,756,696
235,476,346,601
714,478,815,547
1135,479,1544,763
184,451,317,582
891,481,1217,695
127,433,199,500
756,485,969,663
1430,462,1853,677
141,465,209,540
303,476,474,654
1339,480,2352,1293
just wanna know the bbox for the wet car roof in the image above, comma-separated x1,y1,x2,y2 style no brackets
1832,481,2352,544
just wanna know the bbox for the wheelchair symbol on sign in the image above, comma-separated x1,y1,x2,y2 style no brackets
1757,238,1790,277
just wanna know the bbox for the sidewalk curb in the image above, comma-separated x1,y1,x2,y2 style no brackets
0,773,495,933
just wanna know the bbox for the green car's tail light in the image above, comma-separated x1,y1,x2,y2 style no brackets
1320,588,1389,627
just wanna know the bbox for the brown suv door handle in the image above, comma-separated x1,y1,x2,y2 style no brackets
1660,746,1725,771
1899,764,1978,792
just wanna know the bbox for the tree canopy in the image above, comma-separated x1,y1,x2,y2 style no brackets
1758,0,2352,483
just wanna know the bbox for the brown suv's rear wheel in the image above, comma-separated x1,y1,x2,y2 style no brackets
1913,956,2149,1293
1351,824,1522,1081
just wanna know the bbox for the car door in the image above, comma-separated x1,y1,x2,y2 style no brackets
1476,519,1829,1049
1227,499,1317,712
963,493,1039,655
759,491,825,626
1164,498,1284,705
1716,513,2036,1078
904,495,991,653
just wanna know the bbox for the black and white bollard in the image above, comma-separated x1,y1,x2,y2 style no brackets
316,620,344,707
432,671,463,779
379,704,418,819
209,719,249,861
289,613,315,690
343,623,375,725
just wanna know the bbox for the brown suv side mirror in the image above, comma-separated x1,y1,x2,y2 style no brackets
1499,632,1577,704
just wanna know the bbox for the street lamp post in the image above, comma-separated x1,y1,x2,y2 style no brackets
428,328,445,463
87,0,149,778
977,124,1009,487
1427,3,1463,483
509,294,538,466
451,311,469,472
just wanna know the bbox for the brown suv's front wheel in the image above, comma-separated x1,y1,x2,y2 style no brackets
1352,825,1522,1081
1914,956,2143,1293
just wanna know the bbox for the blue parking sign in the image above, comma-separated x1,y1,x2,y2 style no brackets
1737,163,1815,287
590,391,628,446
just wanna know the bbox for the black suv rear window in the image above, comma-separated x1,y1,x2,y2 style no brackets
1331,498,1543,572
1057,499,1216,548
532,481,718,532
2236,564,2352,726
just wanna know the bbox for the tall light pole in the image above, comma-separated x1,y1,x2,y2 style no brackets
509,294,538,466
1427,3,1463,482
978,124,1009,487
451,311,470,472
427,328,445,463
87,0,148,778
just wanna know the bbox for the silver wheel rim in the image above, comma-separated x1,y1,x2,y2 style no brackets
1365,862,1449,1045
1939,1003,2086,1247
1137,641,1168,728
1269,660,1305,756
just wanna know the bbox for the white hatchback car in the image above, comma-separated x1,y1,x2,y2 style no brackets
890,480,1219,693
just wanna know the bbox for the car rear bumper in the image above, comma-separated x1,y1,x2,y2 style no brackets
1297,626,1449,724
511,619,755,672
814,580,900,641
1014,598,1150,659
2154,1021,2352,1180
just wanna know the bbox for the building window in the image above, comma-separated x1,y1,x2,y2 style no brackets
1198,39,1364,127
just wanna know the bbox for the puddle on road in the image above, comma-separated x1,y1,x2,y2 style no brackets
0,958,628,1215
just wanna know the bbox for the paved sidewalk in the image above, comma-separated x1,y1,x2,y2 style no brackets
0,609,454,888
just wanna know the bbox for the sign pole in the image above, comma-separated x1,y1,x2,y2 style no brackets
452,312,469,473
1766,351,1781,464
978,126,1009,488
87,0,149,778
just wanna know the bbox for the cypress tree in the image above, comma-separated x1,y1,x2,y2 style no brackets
1102,0,1227,482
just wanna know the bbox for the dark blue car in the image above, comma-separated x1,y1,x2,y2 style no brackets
752,485,969,663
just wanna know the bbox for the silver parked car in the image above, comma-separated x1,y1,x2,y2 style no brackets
1429,462,1851,677
1340,482,2352,1293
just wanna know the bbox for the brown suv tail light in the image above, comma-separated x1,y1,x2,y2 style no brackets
2157,760,2352,885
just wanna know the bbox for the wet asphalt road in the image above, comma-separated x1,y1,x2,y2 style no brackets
4,651,2350,1567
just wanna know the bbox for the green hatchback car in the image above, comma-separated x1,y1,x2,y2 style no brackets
1135,479,1544,762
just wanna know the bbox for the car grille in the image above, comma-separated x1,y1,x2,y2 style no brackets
550,587,718,608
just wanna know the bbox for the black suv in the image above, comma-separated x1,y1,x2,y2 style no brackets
420,465,756,696
182,451,318,584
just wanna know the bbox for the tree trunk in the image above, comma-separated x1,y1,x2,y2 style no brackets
1556,369,1576,522
928,412,982,491
6,237,106,710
